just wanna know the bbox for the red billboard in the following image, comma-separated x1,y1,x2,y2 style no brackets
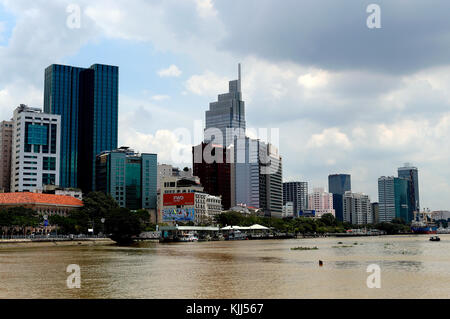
163,193,195,206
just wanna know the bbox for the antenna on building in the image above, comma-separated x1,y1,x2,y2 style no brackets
238,63,242,92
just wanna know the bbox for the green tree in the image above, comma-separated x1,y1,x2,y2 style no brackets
80,192,119,234
105,208,142,244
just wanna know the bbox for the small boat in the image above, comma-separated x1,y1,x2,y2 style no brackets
429,236,440,242
178,233,198,242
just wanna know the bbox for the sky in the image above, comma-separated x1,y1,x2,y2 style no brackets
1,0,450,210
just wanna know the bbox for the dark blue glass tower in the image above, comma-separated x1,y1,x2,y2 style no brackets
328,174,351,222
44,64,118,193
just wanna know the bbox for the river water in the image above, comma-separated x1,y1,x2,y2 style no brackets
1,235,449,299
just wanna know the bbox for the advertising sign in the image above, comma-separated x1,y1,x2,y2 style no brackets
163,193,195,206
162,208,195,222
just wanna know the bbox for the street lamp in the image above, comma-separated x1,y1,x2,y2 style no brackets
101,218,106,237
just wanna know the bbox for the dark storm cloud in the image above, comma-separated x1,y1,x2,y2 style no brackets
215,0,450,74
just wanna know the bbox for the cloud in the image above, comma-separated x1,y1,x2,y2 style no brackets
185,70,229,97
151,95,170,101
195,0,217,18
158,65,182,78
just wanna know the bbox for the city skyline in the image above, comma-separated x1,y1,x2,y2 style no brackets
1,1,450,210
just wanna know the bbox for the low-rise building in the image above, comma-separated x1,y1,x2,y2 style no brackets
0,192,83,217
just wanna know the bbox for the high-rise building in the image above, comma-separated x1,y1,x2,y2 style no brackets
0,120,13,192
283,181,308,217
378,176,409,223
205,64,245,147
398,163,419,217
95,147,157,211
328,174,351,221
193,142,235,210
343,192,372,225
234,137,260,209
259,142,283,218
10,105,61,192
308,187,335,217
44,63,119,193
371,202,379,224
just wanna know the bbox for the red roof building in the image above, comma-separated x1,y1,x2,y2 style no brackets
0,192,84,217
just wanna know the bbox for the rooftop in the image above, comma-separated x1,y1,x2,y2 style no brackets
0,193,84,207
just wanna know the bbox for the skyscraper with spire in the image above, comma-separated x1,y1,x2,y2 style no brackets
204,64,246,147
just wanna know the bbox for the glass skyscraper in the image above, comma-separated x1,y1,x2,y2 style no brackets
398,163,420,217
378,176,410,223
205,64,245,147
95,147,157,210
328,174,351,221
44,64,118,193
283,181,308,216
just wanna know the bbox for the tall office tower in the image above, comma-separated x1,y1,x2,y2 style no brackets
398,163,420,216
0,120,13,192
259,142,283,218
95,147,157,210
44,64,118,193
328,174,351,221
343,192,372,225
10,105,61,192
234,137,260,208
308,187,335,217
205,64,246,147
371,202,379,224
193,142,235,210
283,181,308,216
378,176,410,223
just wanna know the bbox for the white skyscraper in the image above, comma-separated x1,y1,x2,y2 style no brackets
343,192,372,225
10,105,61,192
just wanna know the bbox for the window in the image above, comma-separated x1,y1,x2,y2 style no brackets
43,157,56,170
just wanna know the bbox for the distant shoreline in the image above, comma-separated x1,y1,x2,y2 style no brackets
0,238,115,249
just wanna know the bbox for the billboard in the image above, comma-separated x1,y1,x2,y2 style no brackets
162,208,195,222
163,193,195,206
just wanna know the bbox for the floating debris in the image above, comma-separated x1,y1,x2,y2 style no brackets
290,246,319,251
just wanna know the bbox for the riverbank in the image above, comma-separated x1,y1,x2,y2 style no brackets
0,238,115,249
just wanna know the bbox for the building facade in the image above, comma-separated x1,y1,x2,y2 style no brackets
44,63,119,192
378,176,409,223
10,105,61,193
371,202,379,224
205,64,245,147
193,142,235,210
328,174,351,222
343,191,372,225
308,187,335,217
283,181,308,216
398,163,419,218
0,120,13,192
95,147,157,211
0,192,83,217
259,143,283,218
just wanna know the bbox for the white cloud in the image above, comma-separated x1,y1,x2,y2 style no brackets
185,70,228,97
306,128,352,150
151,94,170,101
158,65,182,78
195,0,217,18
297,69,329,89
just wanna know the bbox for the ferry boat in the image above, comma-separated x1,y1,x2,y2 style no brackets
411,210,437,234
